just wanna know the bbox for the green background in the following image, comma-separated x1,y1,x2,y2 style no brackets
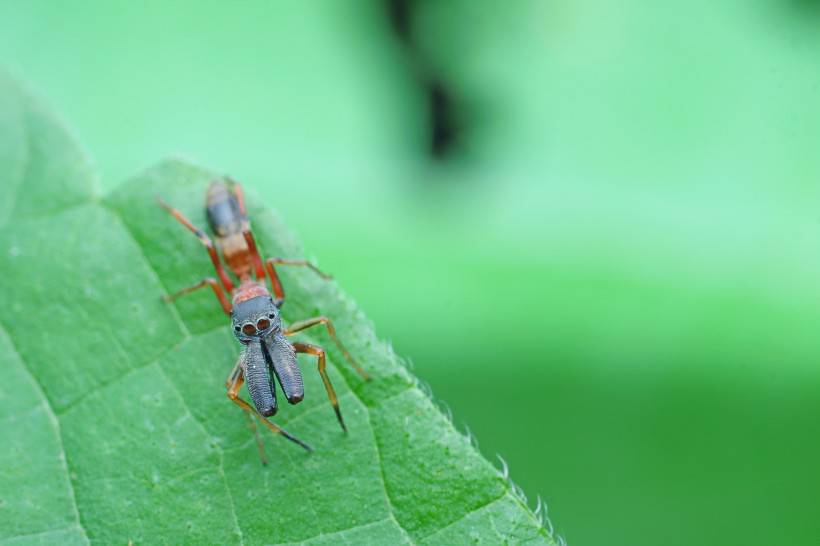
1,1,819,544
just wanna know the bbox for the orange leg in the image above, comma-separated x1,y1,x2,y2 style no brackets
225,360,268,465
268,258,331,280
244,412,268,465
228,179,331,294
157,197,235,292
292,341,346,432
163,277,232,315
225,180,266,280
226,367,313,452
285,317,369,380
241,230,267,281
229,177,249,218
225,359,243,389
265,258,333,308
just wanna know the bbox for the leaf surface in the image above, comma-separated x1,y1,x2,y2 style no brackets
0,74,553,545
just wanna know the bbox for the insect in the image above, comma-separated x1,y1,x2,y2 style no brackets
157,179,368,458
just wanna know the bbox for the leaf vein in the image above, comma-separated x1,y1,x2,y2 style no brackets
153,363,246,546
316,356,415,544
418,493,508,543
56,336,188,416
278,272,416,543
0,524,83,545
274,516,393,546
102,201,192,339
0,321,90,544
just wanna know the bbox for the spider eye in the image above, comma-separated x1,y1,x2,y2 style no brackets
268,313,275,319
234,326,241,332
256,318,270,330
242,324,257,335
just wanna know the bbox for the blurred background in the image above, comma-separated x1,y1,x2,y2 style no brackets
1,1,819,544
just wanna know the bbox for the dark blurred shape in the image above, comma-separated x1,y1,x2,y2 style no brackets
385,0,459,159
428,79,457,157
385,0,412,40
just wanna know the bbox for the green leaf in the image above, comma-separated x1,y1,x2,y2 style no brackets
0,73,554,545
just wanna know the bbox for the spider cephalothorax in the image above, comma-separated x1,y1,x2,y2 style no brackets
232,295,282,342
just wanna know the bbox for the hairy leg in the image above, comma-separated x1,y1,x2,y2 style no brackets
163,277,232,315
226,368,313,452
157,197,234,292
285,317,369,380
292,341,346,432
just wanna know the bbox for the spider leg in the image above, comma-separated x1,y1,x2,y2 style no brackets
163,277,232,315
226,366,313,452
264,258,332,308
156,197,235,292
225,358,243,389
292,341,346,433
285,317,369,380
226,178,331,306
223,180,266,281
244,413,268,465
224,359,268,464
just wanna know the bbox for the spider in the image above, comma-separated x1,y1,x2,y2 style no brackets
158,179,368,459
